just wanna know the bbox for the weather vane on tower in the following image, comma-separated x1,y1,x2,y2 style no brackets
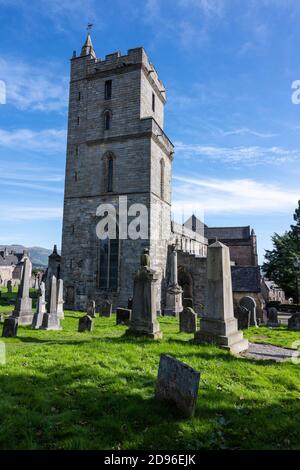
87,23,93,33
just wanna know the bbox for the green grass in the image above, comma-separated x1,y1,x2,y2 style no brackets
0,288,300,450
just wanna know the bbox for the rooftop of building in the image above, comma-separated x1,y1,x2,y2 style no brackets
0,249,25,267
205,226,253,241
73,34,166,102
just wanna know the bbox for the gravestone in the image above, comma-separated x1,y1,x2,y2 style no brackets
183,298,193,309
288,313,300,331
7,280,12,294
116,308,131,326
34,275,40,290
13,256,33,325
163,245,183,317
86,300,96,318
194,241,248,354
31,282,46,329
239,296,258,327
267,307,280,327
234,305,250,330
155,354,200,418
101,300,112,318
56,279,64,319
179,307,197,333
40,276,61,330
2,317,18,337
126,249,162,339
78,315,93,332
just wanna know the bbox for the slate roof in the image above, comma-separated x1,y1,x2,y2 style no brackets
231,266,261,293
0,250,23,267
205,226,251,240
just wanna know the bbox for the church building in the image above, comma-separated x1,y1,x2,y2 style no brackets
60,34,261,316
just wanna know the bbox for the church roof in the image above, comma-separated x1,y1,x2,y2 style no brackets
231,266,261,293
205,226,251,241
0,250,24,267
81,33,96,58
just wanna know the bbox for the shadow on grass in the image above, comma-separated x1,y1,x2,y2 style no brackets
0,360,299,450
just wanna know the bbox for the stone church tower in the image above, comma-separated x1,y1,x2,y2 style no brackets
61,34,174,310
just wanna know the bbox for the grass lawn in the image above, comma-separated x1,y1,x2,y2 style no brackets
0,288,300,450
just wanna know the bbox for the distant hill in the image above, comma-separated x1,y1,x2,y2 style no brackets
0,245,56,267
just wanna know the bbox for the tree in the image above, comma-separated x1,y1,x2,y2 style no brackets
262,200,300,299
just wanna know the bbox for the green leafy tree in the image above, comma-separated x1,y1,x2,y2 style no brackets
262,200,300,299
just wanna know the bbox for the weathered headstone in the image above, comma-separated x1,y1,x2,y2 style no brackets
116,308,131,325
126,249,162,339
163,245,183,317
101,300,112,318
7,280,12,294
34,275,40,290
40,276,61,330
267,307,280,327
31,282,46,329
78,315,93,332
194,241,248,354
183,298,193,309
13,256,33,325
179,307,197,333
56,279,64,319
86,299,96,318
239,296,258,327
288,313,300,331
234,305,250,330
155,354,200,418
2,317,18,337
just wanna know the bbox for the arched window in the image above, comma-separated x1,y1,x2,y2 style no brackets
104,112,110,130
103,151,115,193
103,109,112,131
107,156,113,192
160,158,165,199
98,228,119,291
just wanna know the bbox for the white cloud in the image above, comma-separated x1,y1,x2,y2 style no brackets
0,128,67,154
177,0,225,17
219,127,278,138
0,57,68,112
174,141,300,165
0,0,103,33
0,205,63,221
172,175,299,218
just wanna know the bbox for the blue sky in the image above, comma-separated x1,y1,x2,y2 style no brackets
0,0,299,262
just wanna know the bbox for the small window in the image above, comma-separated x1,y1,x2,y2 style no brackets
152,92,155,112
78,91,81,101
107,157,113,192
75,145,78,156
77,116,80,125
105,80,112,100
104,111,111,131
74,171,78,182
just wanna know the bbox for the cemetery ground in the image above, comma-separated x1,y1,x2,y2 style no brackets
0,288,299,450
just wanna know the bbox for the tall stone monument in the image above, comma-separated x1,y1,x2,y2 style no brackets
31,282,46,329
163,245,183,317
126,248,162,339
56,279,64,319
195,241,248,354
13,256,33,325
40,276,61,330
